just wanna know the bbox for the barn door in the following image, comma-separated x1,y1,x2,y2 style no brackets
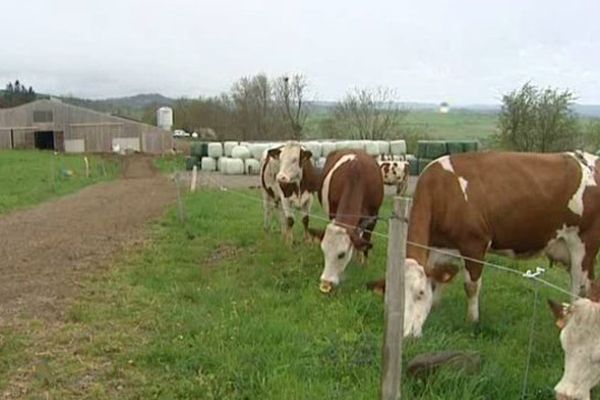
54,131,65,152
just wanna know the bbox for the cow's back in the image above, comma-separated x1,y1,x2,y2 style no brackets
413,151,600,253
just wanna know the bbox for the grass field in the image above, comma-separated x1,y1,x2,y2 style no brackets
0,186,581,399
0,150,119,214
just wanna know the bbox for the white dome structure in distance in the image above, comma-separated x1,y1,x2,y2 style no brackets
439,102,450,114
157,106,174,130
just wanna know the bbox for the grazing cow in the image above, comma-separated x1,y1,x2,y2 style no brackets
549,281,600,400
378,159,410,195
260,142,320,243
315,149,384,293
368,150,600,338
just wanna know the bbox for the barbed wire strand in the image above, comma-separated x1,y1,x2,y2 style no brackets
199,172,578,300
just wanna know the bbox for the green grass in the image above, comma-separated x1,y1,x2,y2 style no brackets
154,154,185,173
0,150,119,214
0,188,582,399
403,110,498,140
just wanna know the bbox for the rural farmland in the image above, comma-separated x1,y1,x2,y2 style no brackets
0,147,579,399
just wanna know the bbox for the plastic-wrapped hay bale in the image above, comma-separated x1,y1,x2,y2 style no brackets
217,157,226,172
224,141,238,157
417,140,447,159
390,140,407,156
347,140,364,151
231,145,251,160
315,157,327,169
377,140,390,155
240,141,251,148
186,156,199,171
321,141,337,157
249,143,268,160
446,141,464,155
335,141,348,150
364,141,380,156
245,159,261,175
462,141,480,153
190,142,207,157
201,157,216,172
208,142,223,158
225,158,244,175
303,141,322,158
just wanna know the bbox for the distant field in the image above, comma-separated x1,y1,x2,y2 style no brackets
304,109,498,142
0,151,119,214
0,187,577,399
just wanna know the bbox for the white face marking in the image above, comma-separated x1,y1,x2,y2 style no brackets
555,299,600,399
276,142,304,184
403,258,433,338
438,155,454,173
319,223,353,285
545,225,587,295
567,152,598,216
458,176,469,201
321,154,357,216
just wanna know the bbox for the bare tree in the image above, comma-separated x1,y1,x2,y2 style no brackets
230,74,273,140
273,74,309,139
333,87,408,140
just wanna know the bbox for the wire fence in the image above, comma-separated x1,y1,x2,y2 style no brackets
189,170,577,399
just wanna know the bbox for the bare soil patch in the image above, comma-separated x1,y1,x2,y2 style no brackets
0,154,176,325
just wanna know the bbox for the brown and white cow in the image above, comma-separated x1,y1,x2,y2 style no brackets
369,150,600,338
549,280,600,400
260,141,320,244
378,159,409,195
315,149,384,293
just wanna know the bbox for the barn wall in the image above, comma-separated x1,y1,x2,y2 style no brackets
0,129,11,149
0,100,173,153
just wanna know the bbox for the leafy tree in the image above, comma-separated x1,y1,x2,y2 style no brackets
497,82,579,152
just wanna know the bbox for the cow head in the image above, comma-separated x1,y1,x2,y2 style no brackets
550,281,600,400
318,222,372,293
275,142,312,184
403,259,458,337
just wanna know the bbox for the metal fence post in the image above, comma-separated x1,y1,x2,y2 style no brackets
381,196,410,400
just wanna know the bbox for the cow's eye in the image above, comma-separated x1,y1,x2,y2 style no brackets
337,252,346,259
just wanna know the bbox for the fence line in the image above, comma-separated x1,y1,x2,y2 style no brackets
198,172,577,300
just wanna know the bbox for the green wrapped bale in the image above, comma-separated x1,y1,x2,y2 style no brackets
462,141,480,153
190,142,209,157
185,156,199,171
417,141,448,159
446,141,464,154
417,158,434,174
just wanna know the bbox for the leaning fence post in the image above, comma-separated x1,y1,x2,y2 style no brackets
381,196,411,400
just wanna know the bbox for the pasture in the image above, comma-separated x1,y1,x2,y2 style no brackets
0,183,579,399
0,151,119,214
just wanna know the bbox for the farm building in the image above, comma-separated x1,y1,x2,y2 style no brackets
0,99,173,154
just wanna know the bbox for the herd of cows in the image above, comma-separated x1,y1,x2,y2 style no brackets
257,141,600,399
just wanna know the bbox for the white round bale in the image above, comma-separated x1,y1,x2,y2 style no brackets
364,141,379,156
249,143,268,160
208,142,223,158
302,141,322,158
245,158,261,175
217,156,226,172
231,145,251,160
315,157,327,169
347,140,364,151
224,141,238,157
390,140,407,155
377,140,390,155
225,158,245,175
321,141,337,156
201,157,216,171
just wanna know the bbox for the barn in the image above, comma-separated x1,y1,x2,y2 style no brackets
0,99,173,154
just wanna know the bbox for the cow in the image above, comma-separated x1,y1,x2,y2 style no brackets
314,149,384,293
368,150,600,338
549,282,600,400
260,141,320,244
378,159,410,195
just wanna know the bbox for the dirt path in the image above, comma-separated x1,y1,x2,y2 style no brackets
0,155,176,325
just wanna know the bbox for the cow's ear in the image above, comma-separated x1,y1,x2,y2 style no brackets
548,299,568,330
590,280,600,302
268,148,281,159
428,263,459,283
308,228,324,243
301,149,312,162
349,231,373,251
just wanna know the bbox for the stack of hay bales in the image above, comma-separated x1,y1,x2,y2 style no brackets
416,140,480,174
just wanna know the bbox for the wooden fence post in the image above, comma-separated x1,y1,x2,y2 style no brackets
190,165,198,192
173,170,187,223
381,196,411,400
84,156,90,178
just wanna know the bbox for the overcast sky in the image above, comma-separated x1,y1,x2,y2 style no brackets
1,0,599,104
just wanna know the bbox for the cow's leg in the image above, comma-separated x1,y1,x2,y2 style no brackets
300,192,313,243
279,196,294,245
460,245,486,323
579,234,600,297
